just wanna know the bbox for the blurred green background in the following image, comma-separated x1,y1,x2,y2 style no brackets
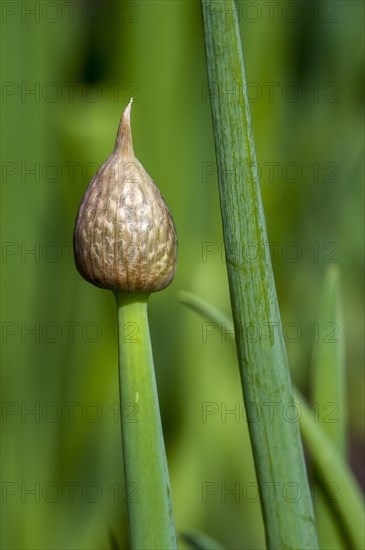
1,1,364,549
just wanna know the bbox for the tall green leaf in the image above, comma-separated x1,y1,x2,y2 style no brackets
201,2,318,547
311,266,347,548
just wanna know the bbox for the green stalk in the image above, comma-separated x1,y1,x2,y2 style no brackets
311,267,346,451
311,266,347,548
115,293,177,550
201,3,318,546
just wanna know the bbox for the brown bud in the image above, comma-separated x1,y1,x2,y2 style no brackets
73,99,177,294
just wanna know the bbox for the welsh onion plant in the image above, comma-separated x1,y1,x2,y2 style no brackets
73,100,177,550
71,4,363,549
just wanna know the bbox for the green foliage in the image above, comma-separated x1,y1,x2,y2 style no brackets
1,2,363,549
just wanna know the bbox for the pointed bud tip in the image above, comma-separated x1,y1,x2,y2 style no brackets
123,97,133,120
115,99,134,155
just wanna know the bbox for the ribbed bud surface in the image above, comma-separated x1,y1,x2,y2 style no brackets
74,100,177,293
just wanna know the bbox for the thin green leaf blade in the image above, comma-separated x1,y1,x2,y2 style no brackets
312,266,346,450
180,531,226,550
201,2,318,548
311,266,347,548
